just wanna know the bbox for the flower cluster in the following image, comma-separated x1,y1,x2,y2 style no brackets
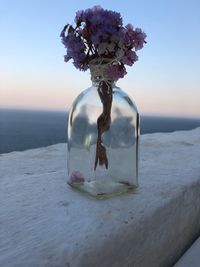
61,6,146,81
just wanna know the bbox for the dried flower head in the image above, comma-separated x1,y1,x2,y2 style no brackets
61,6,146,81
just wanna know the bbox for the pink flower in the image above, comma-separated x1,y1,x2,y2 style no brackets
133,28,147,50
121,50,138,66
107,64,127,81
68,171,85,184
124,23,135,46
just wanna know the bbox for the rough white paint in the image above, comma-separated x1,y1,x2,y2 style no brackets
0,128,200,267
174,237,200,267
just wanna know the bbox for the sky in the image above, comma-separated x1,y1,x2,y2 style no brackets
0,0,200,117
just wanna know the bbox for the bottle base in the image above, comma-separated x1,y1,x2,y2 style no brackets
67,179,137,200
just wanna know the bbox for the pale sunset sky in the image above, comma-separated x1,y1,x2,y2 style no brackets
0,0,200,117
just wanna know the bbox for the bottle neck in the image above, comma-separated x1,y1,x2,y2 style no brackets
89,59,116,88
92,78,116,88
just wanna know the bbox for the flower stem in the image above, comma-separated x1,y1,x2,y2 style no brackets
94,81,113,170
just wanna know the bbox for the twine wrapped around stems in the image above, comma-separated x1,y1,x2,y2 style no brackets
89,58,115,170
89,58,115,84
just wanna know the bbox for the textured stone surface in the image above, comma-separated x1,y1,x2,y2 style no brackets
0,128,200,267
174,236,200,267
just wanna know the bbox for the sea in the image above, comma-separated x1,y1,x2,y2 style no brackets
0,108,200,154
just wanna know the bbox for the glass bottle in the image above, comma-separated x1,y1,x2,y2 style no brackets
67,79,139,199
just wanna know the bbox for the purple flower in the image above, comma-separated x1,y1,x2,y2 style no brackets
107,64,127,81
121,50,138,66
124,24,147,50
64,54,71,63
133,28,147,50
73,52,88,71
81,6,122,26
60,6,146,78
124,23,136,47
61,30,88,71
75,10,84,25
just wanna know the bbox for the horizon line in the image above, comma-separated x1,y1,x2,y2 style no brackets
1,106,200,120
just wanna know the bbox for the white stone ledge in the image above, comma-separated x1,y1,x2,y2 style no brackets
174,236,200,267
0,128,200,267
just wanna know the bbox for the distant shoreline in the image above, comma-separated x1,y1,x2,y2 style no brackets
1,107,200,120
0,109,200,154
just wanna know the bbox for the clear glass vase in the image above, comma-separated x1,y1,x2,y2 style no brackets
67,81,139,199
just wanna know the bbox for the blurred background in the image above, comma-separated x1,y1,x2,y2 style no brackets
0,0,200,153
